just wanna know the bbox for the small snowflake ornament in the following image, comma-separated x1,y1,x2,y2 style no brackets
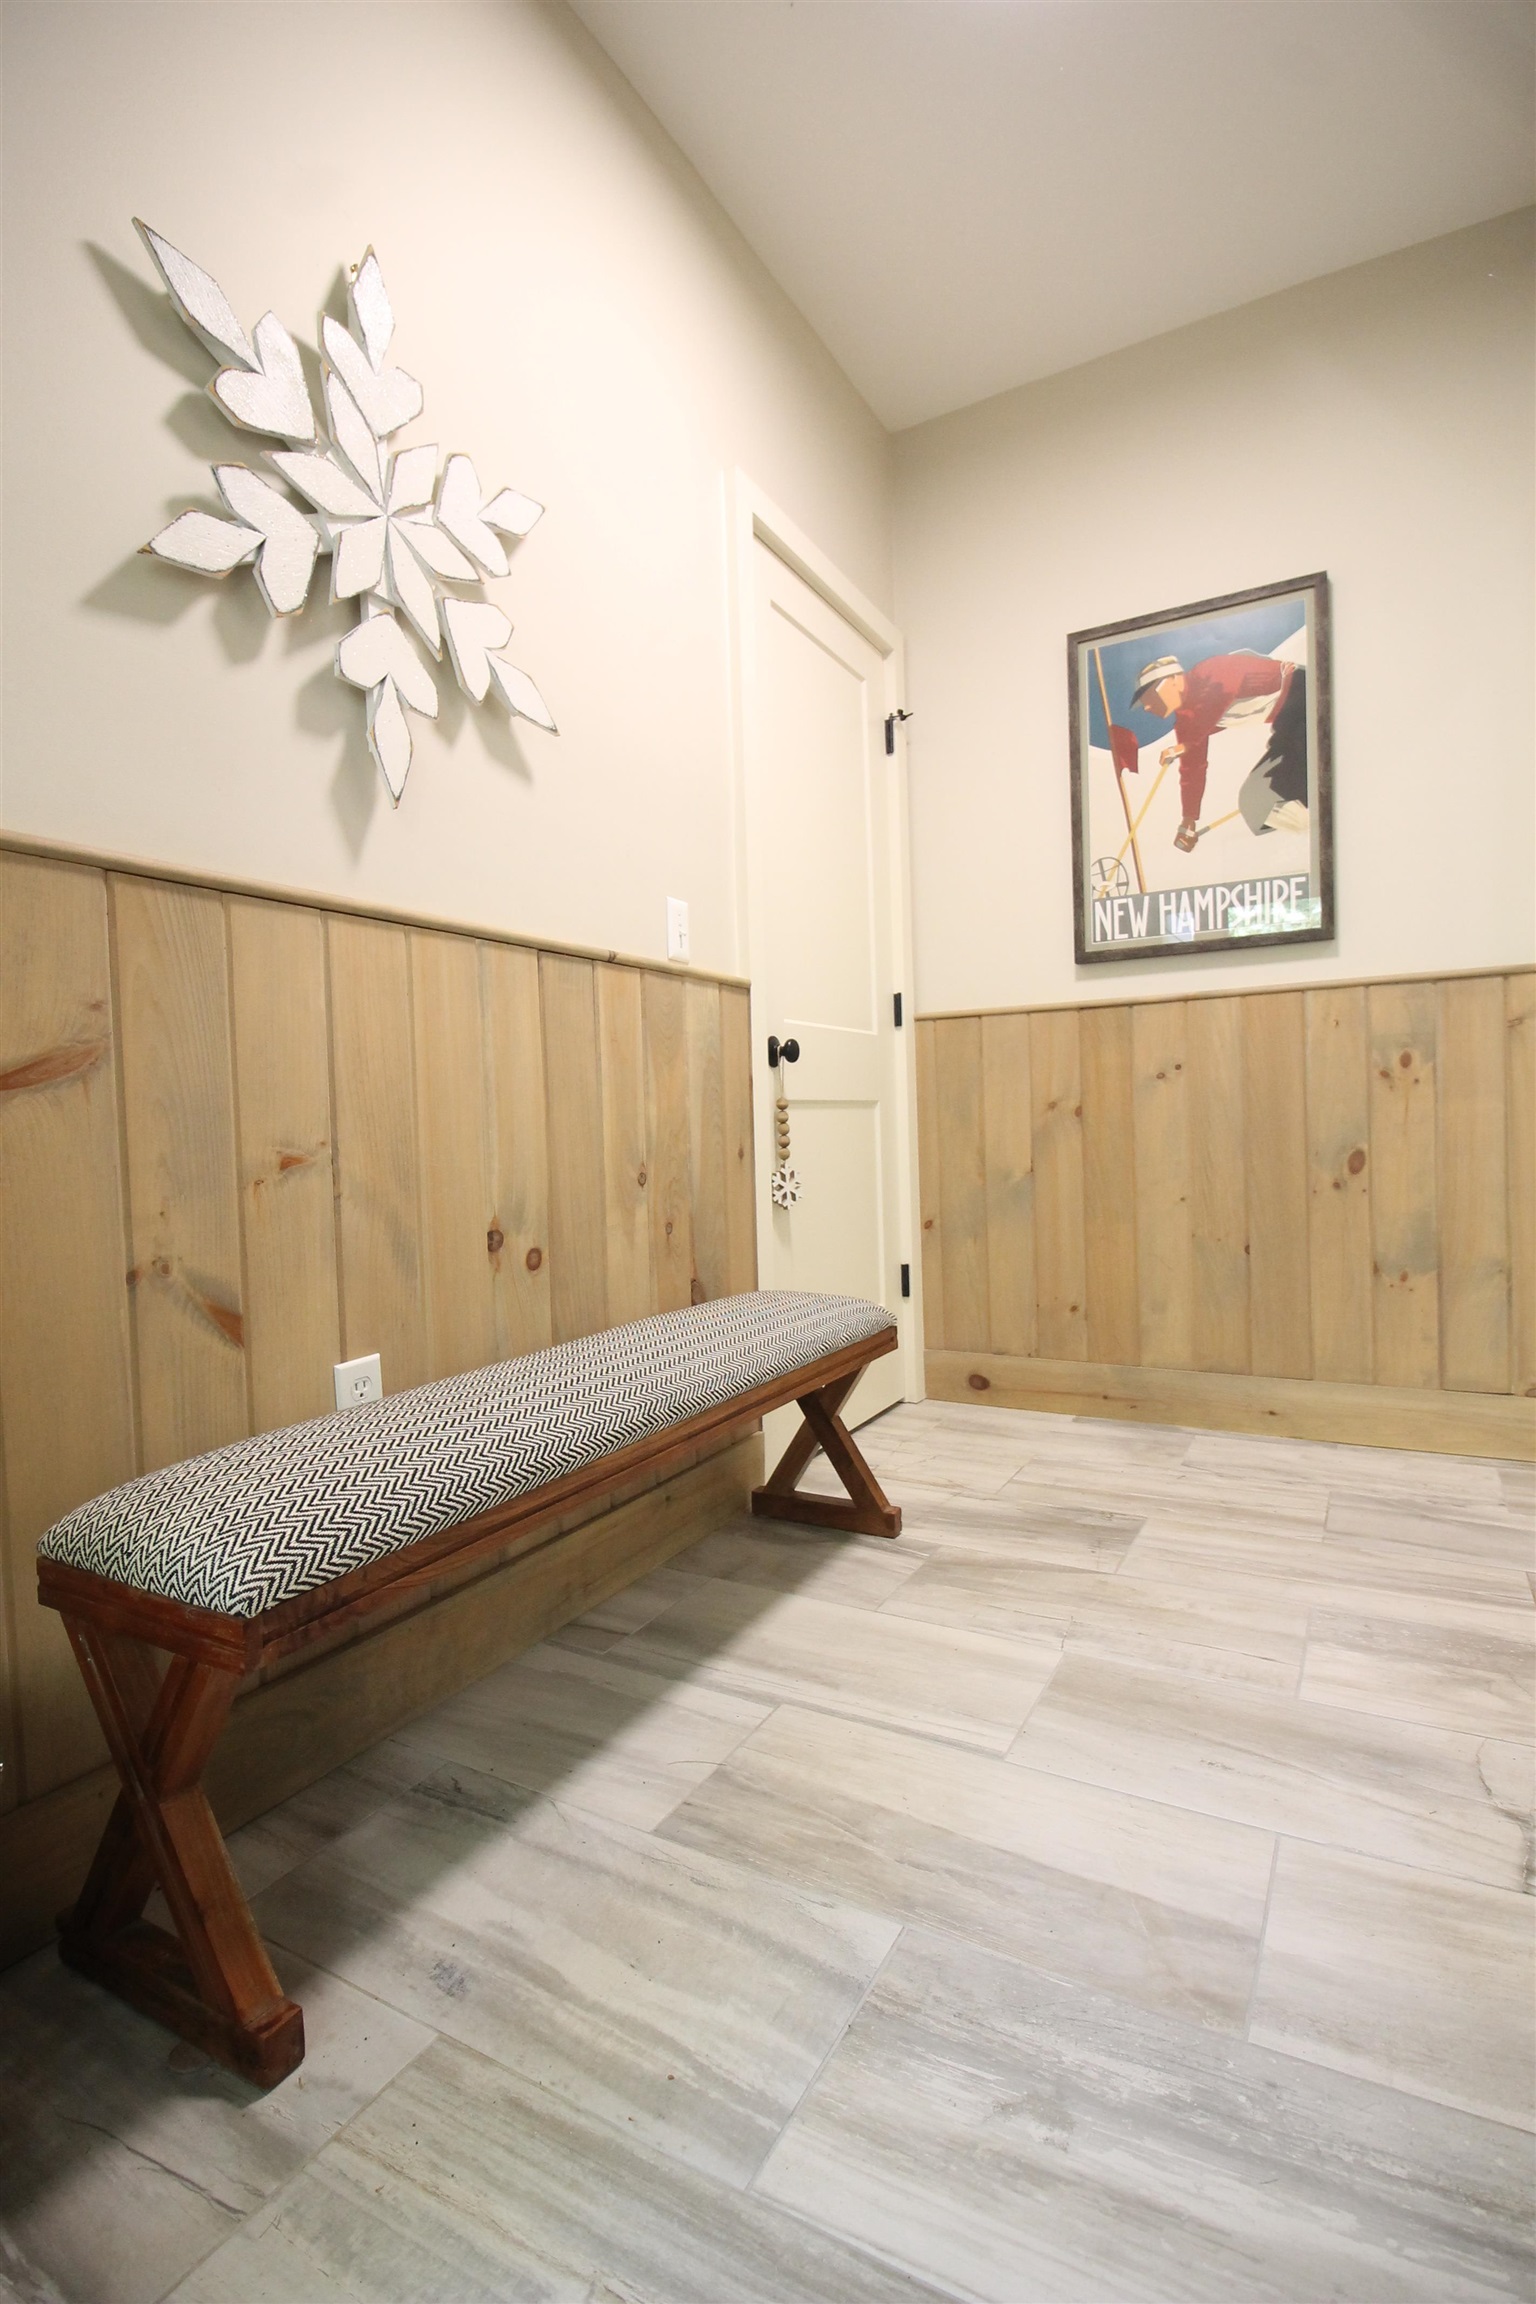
135,221,555,803
770,1163,802,1209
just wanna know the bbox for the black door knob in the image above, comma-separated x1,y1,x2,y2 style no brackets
767,1035,801,1069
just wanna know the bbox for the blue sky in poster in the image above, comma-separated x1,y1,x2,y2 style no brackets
1084,595,1308,748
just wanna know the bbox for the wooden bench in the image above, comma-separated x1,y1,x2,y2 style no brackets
35,1291,900,2088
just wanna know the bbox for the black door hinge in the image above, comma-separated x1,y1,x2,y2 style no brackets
893,992,903,1028
884,709,913,756
900,1262,911,1298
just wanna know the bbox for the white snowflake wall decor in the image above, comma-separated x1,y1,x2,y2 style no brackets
135,220,556,803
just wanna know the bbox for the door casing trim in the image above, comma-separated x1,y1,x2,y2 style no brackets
726,474,923,1408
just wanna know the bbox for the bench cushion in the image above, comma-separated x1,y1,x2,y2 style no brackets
36,1291,892,1619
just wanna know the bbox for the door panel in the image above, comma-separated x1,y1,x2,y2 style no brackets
746,535,911,1446
785,1102,886,1303
759,597,880,1036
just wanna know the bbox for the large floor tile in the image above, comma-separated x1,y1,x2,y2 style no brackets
888,1485,1145,1570
221,1740,431,1902
1324,1460,1519,1512
1501,1461,1535,1511
674,1511,934,1608
252,1765,897,2189
1250,1840,1536,2130
756,1925,1534,2304
1325,1495,1536,1569
875,1400,1039,1442
1301,1606,1535,1741
0,2229,68,2304
1009,1653,1533,1889
1124,1519,1534,1618
7,1399,1530,2304
843,1416,1038,1482
881,1553,1306,1689
616,1578,1061,1749
392,1639,769,1831
1184,1428,1509,1508
851,1446,1027,1498
876,1415,1039,1460
1008,1461,1335,1534
167,2034,954,2304
1032,1416,1196,1467
548,1562,709,1652
658,1703,1273,2029
0,1945,431,2304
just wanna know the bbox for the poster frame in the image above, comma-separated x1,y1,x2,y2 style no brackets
1067,571,1334,966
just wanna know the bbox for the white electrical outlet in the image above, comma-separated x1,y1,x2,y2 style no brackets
666,896,690,963
334,1352,382,1410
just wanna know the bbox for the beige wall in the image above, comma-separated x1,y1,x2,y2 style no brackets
893,212,1536,1016
0,1,891,976
6,11,1527,1009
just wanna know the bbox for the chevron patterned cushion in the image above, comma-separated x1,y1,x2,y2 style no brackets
37,1291,892,1619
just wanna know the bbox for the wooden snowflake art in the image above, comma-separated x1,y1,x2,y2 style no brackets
136,221,556,803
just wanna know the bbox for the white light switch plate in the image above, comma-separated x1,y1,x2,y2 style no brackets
666,895,690,963
334,1352,382,1410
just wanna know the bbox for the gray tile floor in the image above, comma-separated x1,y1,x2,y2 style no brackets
1,1400,1532,2302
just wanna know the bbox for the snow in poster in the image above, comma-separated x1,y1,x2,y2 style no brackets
1068,573,1333,963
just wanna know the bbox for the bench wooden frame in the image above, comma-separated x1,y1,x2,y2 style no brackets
36,1324,900,2088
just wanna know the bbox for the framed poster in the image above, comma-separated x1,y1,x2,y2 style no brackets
1068,571,1333,964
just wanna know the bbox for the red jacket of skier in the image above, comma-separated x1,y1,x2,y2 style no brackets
1171,654,1292,821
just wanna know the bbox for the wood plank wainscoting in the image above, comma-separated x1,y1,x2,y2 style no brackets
917,971,1535,1461
0,837,758,1965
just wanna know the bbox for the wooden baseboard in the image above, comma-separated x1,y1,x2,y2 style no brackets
925,1351,1536,1462
0,1434,759,1973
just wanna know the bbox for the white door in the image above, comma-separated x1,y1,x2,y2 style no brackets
742,528,917,1449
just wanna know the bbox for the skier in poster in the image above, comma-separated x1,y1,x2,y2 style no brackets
1131,650,1309,853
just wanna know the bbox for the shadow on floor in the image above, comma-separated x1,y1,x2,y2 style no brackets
0,1450,908,2289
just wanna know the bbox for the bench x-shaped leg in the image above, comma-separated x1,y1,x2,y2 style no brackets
58,1617,304,2088
750,1370,901,1538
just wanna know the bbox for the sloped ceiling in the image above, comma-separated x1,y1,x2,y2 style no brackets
573,0,1536,429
